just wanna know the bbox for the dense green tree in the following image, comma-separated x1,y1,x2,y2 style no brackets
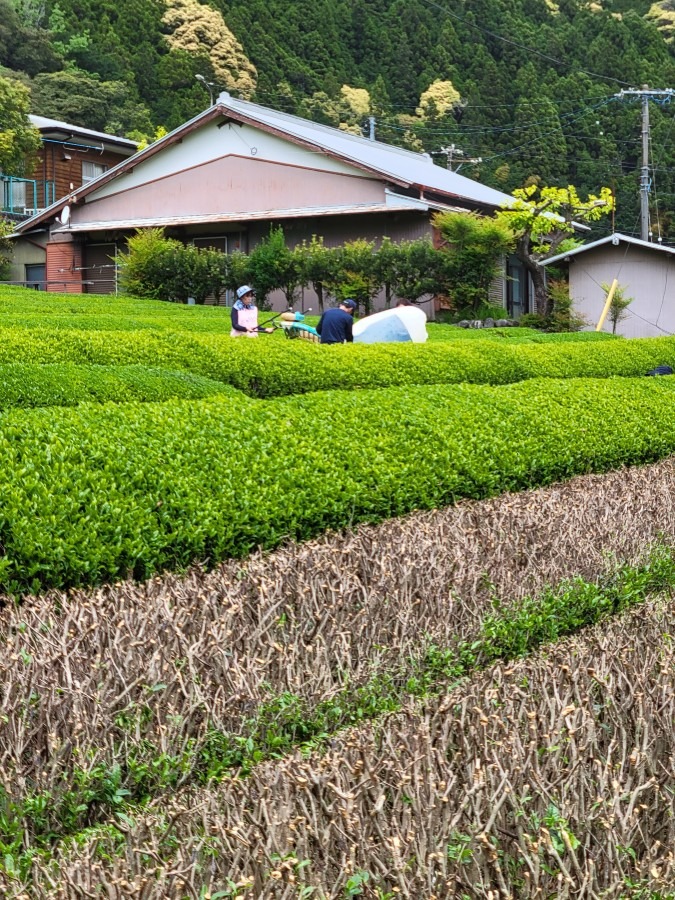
0,0,673,234
0,74,40,174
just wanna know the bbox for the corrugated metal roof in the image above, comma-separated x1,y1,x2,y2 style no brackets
17,95,510,235
52,200,444,233
542,232,675,265
29,115,138,149
216,93,513,209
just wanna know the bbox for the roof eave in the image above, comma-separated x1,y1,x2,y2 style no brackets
16,105,223,234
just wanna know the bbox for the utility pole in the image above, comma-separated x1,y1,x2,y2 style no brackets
368,116,376,141
440,144,460,169
614,85,675,242
436,145,482,172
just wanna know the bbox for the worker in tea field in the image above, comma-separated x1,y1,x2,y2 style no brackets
230,286,274,337
316,298,357,344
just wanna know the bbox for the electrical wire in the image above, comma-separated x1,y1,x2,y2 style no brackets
377,97,614,136
414,0,635,88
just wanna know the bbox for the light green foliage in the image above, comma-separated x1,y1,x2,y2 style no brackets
247,226,302,307
2,374,675,593
162,0,257,99
117,228,185,301
383,238,440,304
0,218,14,280
416,79,461,119
496,184,615,315
498,184,615,257
546,279,587,332
332,239,380,314
0,363,235,408
0,74,40,174
602,281,634,334
296,235,339,312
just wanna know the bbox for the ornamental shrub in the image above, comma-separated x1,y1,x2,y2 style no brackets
117,229,182,301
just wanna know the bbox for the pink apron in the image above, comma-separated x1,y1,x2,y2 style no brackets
231,305,259,338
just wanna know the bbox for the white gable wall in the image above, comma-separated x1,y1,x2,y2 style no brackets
90,121,376,203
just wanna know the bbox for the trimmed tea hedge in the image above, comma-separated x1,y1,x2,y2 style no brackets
2,376,675,594
0,326,673,397
0,364,235,409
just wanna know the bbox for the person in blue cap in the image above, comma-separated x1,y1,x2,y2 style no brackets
316,299,357,345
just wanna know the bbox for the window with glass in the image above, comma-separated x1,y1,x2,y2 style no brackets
82,161,108,184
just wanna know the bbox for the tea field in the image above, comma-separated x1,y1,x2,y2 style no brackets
0,286,674,898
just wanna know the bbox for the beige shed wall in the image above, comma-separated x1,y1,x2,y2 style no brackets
569,243,675,338
7,234,48,285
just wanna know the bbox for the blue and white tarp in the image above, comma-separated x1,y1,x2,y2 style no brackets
353,306,428,343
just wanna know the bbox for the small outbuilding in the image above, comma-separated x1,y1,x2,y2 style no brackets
543,233,675,338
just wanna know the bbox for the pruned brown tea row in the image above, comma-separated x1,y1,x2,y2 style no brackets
24,595,675,899
0,457,673,866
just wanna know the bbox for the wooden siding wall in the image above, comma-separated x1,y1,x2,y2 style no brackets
488,258,507,308
247,211,432,249
29,145,131,208
46,239,83,292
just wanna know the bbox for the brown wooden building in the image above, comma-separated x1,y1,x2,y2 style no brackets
3,116,137,289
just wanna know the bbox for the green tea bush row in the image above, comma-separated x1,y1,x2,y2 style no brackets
0,364,234,409
0,326,672,397
3,376,675,594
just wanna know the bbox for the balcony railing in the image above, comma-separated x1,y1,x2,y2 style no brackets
1,176,56,217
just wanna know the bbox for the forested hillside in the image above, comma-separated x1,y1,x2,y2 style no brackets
3,0,675,235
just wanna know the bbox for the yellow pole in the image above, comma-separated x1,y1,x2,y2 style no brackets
595,278,619,332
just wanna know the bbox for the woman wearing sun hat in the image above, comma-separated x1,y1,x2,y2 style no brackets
230,285,273,337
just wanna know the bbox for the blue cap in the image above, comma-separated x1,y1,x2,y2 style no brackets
342,299,357,310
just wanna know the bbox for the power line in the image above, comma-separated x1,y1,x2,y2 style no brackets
414,0,635,88
378,98,615,142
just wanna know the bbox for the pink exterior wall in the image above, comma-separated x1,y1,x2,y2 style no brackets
72,156,387,225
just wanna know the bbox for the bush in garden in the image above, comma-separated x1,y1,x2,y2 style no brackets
433,211,515,314
372,236,400,308
224,249,252,296
117,228,183,301
332,239,381,314
0,218,14,280
296,235,339,312
603,281,634,334
546,279,587,332
393,238,444,303
247,226,302,308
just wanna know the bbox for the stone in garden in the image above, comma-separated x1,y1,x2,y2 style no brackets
496,319,509,327
484,317,495,328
